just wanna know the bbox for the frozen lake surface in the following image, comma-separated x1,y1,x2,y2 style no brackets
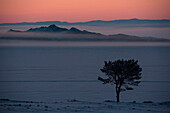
0,41,170,112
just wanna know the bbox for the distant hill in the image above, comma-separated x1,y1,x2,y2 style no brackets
9,24,102,35
1,18,170,28
5,24,170,42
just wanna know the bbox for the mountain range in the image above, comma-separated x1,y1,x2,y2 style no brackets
6,24,170,42
9,24,101,35
1,18,170,28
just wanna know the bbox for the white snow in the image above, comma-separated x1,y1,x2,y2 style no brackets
0,41,170,113
0,99,169,113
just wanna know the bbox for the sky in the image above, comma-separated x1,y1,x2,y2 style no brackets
0,0,170,23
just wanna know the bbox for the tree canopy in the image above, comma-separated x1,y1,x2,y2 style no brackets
98,59,142,102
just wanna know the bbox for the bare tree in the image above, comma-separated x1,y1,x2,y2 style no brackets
98,59,142,102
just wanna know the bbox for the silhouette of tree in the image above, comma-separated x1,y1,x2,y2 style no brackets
98,59,142,102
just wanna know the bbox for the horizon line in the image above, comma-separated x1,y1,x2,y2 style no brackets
1,18,170,24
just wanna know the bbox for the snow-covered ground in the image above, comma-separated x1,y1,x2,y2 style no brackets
0,41,170,113
0,99,170,113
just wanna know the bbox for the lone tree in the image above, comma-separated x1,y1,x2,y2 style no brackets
98,59,142,102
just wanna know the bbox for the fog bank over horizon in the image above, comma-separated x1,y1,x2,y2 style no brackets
0,25,170,39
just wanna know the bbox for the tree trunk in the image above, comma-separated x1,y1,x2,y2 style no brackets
116,92,120,102
115,84,120,102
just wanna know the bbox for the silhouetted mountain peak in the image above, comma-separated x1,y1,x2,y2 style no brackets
9,24,101,35
70,27,81,32
26,24,68,32
48,24,58,28
7,24,170,42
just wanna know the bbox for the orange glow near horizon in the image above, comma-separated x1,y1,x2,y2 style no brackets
0,0,170,23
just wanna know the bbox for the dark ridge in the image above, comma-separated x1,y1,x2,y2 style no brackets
8,29,22,32
27,24,68,32
9,24,101,35
1,19,170,27
6,24,170,42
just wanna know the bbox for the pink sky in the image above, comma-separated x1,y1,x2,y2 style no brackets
0,0,170,23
